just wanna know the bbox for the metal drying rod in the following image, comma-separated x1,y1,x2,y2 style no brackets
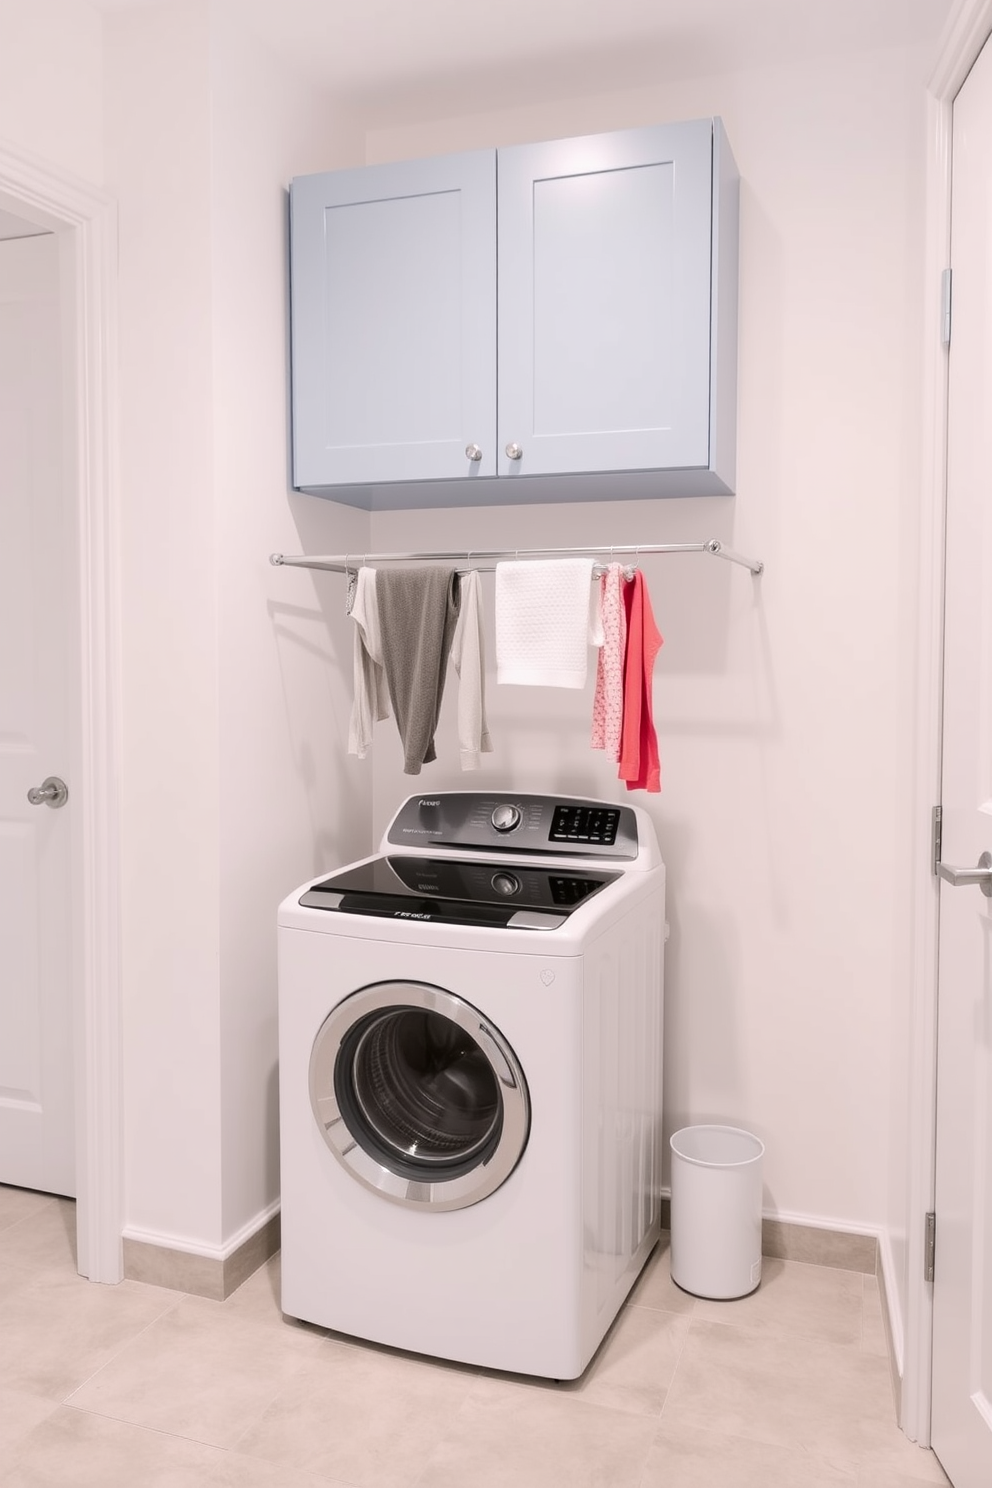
269,538,764,576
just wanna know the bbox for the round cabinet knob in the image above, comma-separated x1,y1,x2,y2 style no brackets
505,443,523,461
491,872,521,898
465,444,483,462
491,803,522,833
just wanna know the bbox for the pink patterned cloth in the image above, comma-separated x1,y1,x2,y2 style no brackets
591,563,628,760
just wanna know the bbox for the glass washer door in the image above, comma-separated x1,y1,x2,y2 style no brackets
309,981,531,1211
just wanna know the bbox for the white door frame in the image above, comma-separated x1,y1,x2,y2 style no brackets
0,138,123,1283
903,0,992,1445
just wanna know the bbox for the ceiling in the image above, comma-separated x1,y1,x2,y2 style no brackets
2,1,954,241
89,0,955,126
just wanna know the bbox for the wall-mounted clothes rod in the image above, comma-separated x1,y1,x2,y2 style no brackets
269,538,764,576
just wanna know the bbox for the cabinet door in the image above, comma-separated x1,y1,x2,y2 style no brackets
497,120,719,482
291,151,496,488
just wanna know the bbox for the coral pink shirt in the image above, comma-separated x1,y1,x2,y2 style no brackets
618,572,662,793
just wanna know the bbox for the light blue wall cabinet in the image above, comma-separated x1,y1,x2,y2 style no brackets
290,151,497,487
289,119,738,510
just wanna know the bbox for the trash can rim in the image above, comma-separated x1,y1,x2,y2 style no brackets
670,1123,765,1168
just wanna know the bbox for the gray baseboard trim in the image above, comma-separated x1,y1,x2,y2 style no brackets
760,1217,878,1274
125,1205,878,1301
659,1199,879,1275
123,1211,281,1301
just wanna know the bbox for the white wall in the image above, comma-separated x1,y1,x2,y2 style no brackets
363,40,931,1274
105,0,223,1249
0,0,104,185
103,0,371,1254
206,1,369,1244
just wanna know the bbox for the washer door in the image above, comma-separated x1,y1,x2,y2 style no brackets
309,981,530,1211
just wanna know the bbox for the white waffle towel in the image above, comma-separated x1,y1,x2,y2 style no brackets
495,558,600,688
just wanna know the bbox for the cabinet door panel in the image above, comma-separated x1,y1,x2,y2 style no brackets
498,121,715,480
291,152,496,486
531,163,676,437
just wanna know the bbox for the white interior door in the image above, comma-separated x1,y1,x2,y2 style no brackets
931,31,992,1488
0,230,75,1198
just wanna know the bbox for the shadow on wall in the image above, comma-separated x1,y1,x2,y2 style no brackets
661,878,750,1192
267,591,362,874
266,492,373,876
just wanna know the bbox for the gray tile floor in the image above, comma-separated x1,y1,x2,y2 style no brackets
0,1185,950,1487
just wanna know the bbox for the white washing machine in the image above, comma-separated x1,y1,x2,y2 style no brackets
277,791,665,1380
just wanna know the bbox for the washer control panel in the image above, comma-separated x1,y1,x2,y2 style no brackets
386,793,639,859
549,803,621,847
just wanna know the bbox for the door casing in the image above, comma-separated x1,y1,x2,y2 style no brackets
0,142,123,1283
906,0,992,1447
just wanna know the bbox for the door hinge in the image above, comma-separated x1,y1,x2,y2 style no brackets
932,804,943,875
941,268,952,347
925,1211,936,1282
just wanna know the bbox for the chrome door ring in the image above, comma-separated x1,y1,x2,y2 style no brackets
309,981,530,1211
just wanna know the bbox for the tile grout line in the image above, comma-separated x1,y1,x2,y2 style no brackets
0,1191,59,1241
649,1297,695,1433
409,1374,483,1488
58,1287,190,1408
629,1302,696,1488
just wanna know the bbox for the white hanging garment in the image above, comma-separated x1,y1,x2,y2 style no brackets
450,569,494,770
347,567,390,757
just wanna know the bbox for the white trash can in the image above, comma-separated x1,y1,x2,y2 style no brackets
669,1125,765,1299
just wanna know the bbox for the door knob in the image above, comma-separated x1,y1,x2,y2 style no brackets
465,444,483,462
27,776,69,809
938,851,992,897
505,443,523,460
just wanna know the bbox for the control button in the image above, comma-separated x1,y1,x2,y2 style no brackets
507,910,568,930
491,804,522,833
491,872,521,898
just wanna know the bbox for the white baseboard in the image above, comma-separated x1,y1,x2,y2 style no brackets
122,1198,281,1263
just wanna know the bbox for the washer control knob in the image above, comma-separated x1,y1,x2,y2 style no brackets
491,803,522,833
491,872,521,897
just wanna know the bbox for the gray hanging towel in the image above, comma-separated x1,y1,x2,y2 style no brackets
376,566,461,774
